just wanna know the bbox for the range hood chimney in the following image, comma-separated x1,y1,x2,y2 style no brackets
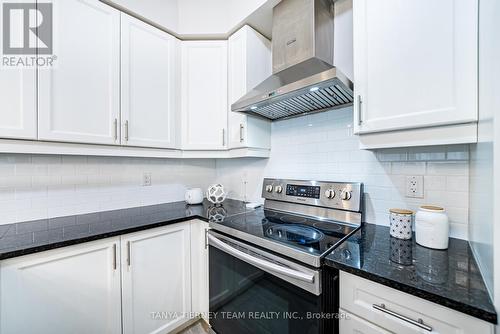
232,0,353,121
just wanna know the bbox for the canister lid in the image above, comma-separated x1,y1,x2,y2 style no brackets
389,208,414,215
420,205,445,211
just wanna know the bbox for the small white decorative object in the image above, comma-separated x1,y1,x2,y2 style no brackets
206,184,226,205
415,205,449,249
389,209,414,240
185,188,204,205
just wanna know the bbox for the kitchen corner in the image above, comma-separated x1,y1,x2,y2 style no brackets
0,0,499,333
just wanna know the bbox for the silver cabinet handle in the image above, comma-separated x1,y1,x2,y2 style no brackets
204,228,209,250
222,128,225,147
239,124,244,143
112,244,117,270
127,241,131,267
208,234,314,283
372,304,432,332
113,118,118,141
357,95,363,125
125,120,129,142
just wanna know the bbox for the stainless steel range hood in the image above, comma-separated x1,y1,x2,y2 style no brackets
232,0,353,121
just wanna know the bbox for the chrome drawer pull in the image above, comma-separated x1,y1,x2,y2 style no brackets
372,304,432,332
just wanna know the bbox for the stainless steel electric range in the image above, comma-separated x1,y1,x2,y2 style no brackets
208,178,363,334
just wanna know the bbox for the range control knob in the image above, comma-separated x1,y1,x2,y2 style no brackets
341,190,352,201
324,189,336,199
265,185,274,193
275,185,283,193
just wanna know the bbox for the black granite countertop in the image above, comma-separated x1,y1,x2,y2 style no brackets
0,199,250,260
325,223,497,324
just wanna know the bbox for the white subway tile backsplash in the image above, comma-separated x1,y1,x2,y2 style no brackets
391,162,426,175
424,176,446,191
216,107,470,239
0,155,216,225
427,161,468,175
446,176,469,192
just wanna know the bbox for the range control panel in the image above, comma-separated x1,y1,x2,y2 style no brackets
286,184,321,199
262,178,363,212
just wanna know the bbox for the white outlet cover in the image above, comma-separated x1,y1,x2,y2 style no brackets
406,175,424,198
143,173,152,186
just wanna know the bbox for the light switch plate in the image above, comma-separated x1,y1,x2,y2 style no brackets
406,175,424,198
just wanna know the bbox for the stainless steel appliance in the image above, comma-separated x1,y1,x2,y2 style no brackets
208,178,363,334
231,0,354,121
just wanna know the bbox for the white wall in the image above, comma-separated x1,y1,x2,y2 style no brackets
178,0,268,36
109,0,179,31
468,0,500,315
216,107,470,239
469,0,497,298
0,155,215,225
110,0,269,37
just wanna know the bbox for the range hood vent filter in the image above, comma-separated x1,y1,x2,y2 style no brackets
251,81,353,120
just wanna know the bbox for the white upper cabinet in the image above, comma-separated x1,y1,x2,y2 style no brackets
181,41,228,150
353,0,478,148
121,14,180,149
121,224,192,334
0,238,122,334
0,69,37,140
38,0,120,145
228,25,272,150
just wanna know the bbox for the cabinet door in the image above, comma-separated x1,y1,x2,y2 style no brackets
121,14,179,149
0,69,37,139
38,0,120,145
0,238,122,334
228,26,271,149
191,220,209,318
353,0,478,134
121,224,192,334
339,310,390,334
181,41,228,150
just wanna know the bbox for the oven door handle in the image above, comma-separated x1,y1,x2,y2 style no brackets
208,234,315,283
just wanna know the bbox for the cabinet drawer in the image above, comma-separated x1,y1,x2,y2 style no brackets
340,309,390,334
340,272,494,334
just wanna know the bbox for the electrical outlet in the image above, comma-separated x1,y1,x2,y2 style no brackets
406,175,424,198
142,173,152,186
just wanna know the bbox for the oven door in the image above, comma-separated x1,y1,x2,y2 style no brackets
208,231,331,334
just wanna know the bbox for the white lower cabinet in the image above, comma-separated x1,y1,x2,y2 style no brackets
340,271,494,334
121,223,192,334
0,238,122,334
0,220,206,334
190,220,210,318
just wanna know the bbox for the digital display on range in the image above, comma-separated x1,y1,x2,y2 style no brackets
286,184,321,199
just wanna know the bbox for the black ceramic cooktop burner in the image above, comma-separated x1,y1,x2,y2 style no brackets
216,208,358,259
279,215,307,225
312,221,344,234
265,224,325,245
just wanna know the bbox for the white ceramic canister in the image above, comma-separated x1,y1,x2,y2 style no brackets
415,205,449,249
185,188,204,205
389,209,414,240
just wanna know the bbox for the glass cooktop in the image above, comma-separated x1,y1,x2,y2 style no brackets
209,208,358,267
